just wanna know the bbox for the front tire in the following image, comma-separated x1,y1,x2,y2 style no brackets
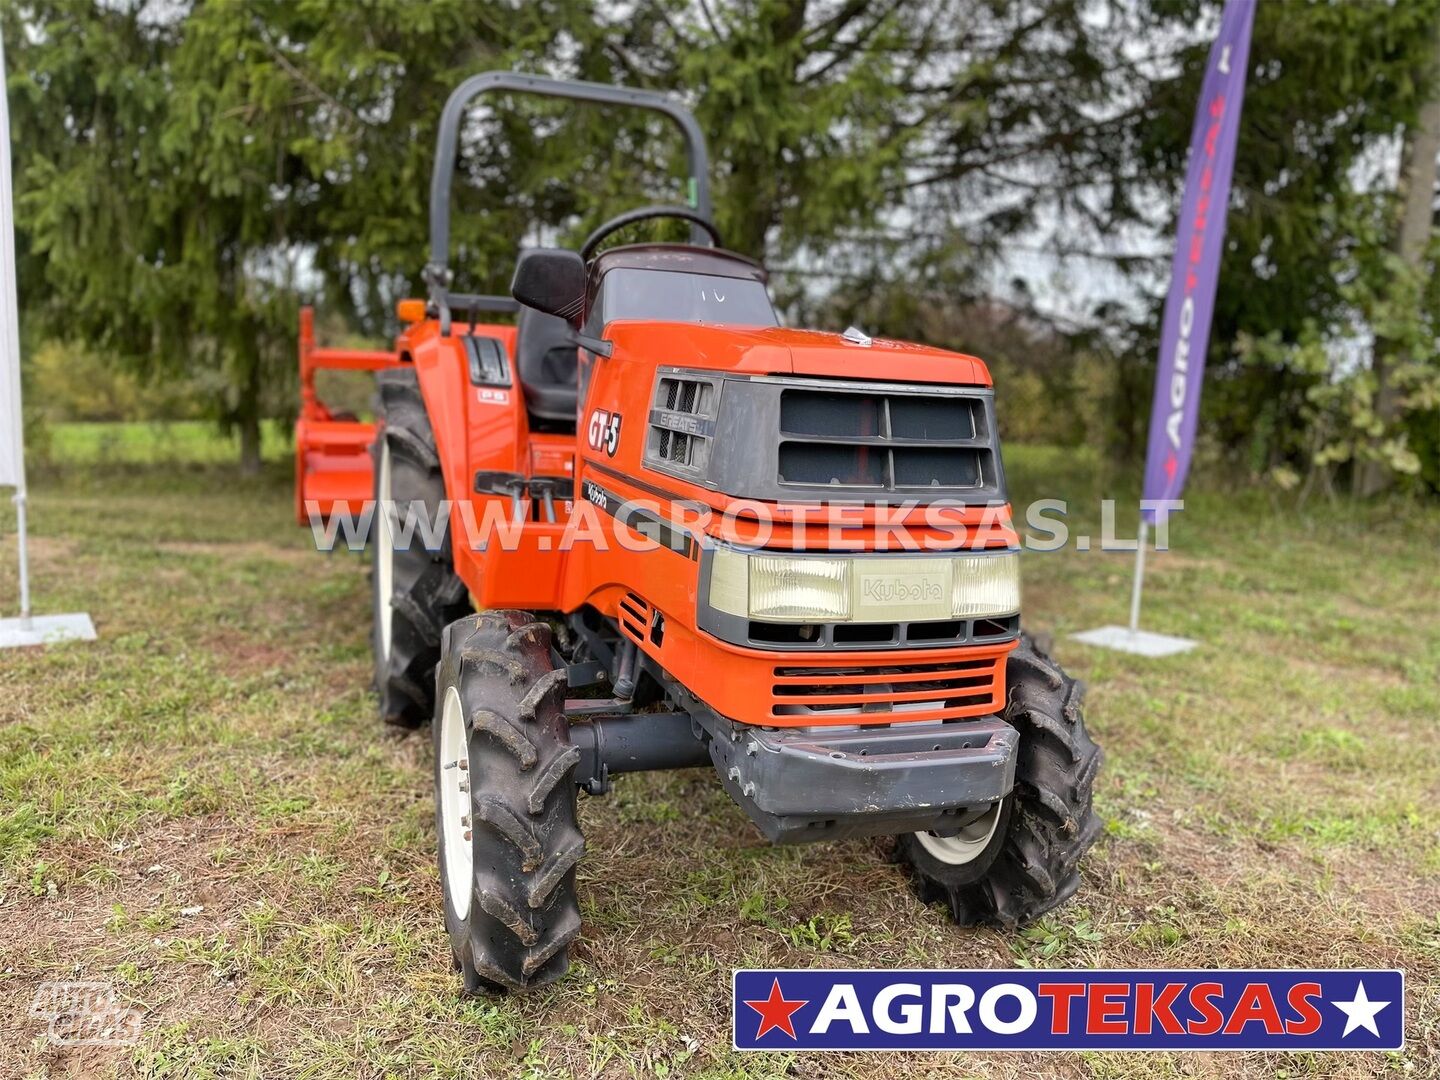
372,369,471,728
895,634,1103,926
434,611,585,993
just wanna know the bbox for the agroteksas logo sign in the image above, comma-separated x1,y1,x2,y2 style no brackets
733,969,1403,1052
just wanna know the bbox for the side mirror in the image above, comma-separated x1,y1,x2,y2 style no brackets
510,248,587,327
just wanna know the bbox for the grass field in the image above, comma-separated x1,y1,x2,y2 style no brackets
1,424,1437,1078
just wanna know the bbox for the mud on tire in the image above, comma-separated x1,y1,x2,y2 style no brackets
435,611,584,992
895,633,1103,926
372,369,471,728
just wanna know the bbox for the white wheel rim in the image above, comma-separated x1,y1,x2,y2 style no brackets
439,686,473,920
914,802,1003,866
376,440,395,661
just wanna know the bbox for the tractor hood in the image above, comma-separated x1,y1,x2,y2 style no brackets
603,322,992,387
607,320,1005,507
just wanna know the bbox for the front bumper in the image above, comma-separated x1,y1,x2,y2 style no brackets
697,710,1017,844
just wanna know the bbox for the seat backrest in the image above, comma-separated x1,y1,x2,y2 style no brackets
514,304,579,423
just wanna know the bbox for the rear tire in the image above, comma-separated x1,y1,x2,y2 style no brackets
372,369,471,728
434,611,584,993
895,634,1103,926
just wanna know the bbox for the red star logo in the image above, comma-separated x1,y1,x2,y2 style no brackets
1164,453,1178,481
743,978,808,1039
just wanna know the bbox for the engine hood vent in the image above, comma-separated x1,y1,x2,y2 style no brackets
644,369,1005,504
644,372,721,481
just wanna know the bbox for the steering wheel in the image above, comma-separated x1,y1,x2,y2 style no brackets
580,204,724,261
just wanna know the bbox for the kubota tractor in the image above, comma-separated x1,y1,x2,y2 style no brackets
296,72,1102,993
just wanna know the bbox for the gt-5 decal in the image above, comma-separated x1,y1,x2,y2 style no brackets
587,409,622,456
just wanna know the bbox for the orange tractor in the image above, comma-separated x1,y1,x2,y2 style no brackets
296,72,1102,993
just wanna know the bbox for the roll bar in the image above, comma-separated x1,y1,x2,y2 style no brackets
424,70,713,324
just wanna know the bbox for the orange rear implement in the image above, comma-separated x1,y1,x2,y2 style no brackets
293,306,401,526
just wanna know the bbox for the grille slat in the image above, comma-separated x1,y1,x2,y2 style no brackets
773,661,993,686
774,677,994,705
768,432,990,449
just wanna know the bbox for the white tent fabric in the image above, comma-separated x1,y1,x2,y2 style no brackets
0,31,24,490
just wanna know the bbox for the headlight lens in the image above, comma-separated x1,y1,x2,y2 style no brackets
705,548,1019,623
749,554,851,620
951,551,1021,617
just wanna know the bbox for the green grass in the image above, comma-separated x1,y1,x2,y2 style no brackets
0,427,1436,1078
40,419,293,468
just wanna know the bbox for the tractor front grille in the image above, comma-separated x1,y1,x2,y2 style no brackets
778,388,995,492
641,370,1005,503
768,653,1004,723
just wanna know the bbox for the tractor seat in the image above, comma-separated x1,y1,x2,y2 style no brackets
514,305,579,424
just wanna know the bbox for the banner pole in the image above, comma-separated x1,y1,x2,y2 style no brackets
1128,517,1149,634
14,490,29,623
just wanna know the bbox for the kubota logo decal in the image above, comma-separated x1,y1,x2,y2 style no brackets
582,479,609,509
587,409,621,456
860,576,944,604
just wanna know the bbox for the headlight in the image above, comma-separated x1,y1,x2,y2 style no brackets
951,552,1022,617
706,548,1019,623
750,554,851,620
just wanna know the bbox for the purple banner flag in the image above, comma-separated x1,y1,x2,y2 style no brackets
1142,0,1255,518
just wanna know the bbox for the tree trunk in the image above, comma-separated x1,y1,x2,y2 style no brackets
239,413,262,476
236,339,264,476
1358,21,1440,497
